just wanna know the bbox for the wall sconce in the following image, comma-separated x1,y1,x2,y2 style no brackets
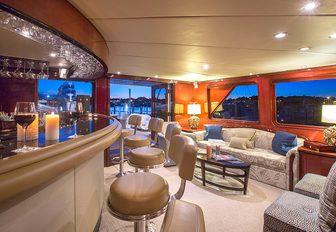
193,81,198,89
174,104,184,114
204,101,219,113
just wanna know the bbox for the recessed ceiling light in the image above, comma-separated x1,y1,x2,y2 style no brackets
249,73,253,76
154,74,158,78
58,63,64,67
203,64,209,70
299,46,311,51
274,32,287,39
117,71,121,75
302,1,319,11
49,52,57,57
329,33,336,39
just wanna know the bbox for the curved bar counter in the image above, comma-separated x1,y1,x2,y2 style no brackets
0,114,121,232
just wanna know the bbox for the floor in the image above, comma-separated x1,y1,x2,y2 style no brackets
99,163,283,232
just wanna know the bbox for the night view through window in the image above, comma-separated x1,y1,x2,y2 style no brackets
38,80,92,112
110,84,151,117
276,79,336,126
213,84,259,121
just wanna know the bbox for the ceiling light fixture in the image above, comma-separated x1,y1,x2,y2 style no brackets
49,52,57,57
193,81,198,89
117,71,121,75
274,32,287,39
329,33,336,39
203,64,209,70
58,63,64,67
154,74,158,78
249,73,253,76
302,1,319,11
299,46,311,51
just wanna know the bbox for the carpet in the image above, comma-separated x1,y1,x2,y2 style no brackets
99,164,283,232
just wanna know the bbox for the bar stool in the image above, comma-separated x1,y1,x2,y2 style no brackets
128,118,165,172
163,124,181,167
107,135,198,232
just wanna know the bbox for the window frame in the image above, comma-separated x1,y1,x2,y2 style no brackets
208,81,260,124
272,76,335,130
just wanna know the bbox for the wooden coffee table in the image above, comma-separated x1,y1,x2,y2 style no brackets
195,152,251,194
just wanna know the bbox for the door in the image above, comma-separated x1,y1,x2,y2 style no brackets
152,83,174,121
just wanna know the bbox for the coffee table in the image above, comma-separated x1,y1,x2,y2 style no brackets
195,151,251,194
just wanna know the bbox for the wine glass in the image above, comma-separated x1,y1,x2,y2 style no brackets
13,102,37,153
68,102,83,138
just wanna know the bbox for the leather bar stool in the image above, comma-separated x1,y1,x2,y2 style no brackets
124,116,151,149
163,124,181,167
128,118,165,172
107,135,198,232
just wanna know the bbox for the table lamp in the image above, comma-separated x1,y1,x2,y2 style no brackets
187,103,201,130
174,104,184,115
321,105,336,146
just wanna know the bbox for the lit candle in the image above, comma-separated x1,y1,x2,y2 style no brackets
45,112,59,140
17,114,38,141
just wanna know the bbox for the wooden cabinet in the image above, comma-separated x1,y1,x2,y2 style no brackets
299,146,336,179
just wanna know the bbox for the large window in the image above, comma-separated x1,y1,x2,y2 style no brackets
276,79,336,126
110,84,151,117
212,84,259,121
38,80,92,112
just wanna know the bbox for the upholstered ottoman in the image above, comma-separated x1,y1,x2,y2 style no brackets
264,191,320,232
294,174,326,199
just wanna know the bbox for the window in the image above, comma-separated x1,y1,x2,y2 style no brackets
38,80,92,112
212,84,259,121
276,79,336,126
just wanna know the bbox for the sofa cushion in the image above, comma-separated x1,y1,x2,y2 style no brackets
221,128,236,142
294,173,326,199
272,131,297,156
319,163,336,232
204,125,223,140
235,128,256,148
254,131,275,150
229,137,248,150
221,146,287,172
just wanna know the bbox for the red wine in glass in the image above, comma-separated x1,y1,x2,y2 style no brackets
12,102,37,153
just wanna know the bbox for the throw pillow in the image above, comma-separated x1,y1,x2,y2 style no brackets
204,125,223,140
229,137,248,150
272,131,297,156
235,128,256,148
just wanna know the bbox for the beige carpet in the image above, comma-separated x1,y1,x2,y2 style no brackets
99,164,283,232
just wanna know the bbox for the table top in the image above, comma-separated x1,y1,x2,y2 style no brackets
197,150,250,168
0,114,114,160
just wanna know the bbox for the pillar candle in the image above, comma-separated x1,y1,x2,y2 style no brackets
17,114,38,141
45,112,59,140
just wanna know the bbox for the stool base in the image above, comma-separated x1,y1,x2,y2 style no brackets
164,159,176,167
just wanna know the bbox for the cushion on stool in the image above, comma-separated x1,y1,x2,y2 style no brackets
124,134,151,148
294,173,326,199
121,129,133,138
161,200,205,232
109,172,169,216
129,147,165,167
264,191,320,232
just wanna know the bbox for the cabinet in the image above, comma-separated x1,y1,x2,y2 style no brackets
299,146,336,179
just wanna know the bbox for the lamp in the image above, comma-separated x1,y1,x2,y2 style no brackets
174,104,184,114
187,103,201,130
321,105,336,146
204,101,219,113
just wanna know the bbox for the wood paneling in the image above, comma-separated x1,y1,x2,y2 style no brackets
0,78,37,113
175,65,336,141
1,0,109,64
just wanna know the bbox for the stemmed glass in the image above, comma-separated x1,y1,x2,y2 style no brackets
0,58,11,78
68,102,83,138
13,102,37,153
12,59,24,78
25,61,36,79
37,62,48,79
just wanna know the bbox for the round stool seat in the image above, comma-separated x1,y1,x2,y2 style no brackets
124,134,151,148
129,147,165,167
108,172,169,216
121,129,133,138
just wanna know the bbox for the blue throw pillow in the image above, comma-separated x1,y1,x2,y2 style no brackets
272,131,297,156
204,125,223,140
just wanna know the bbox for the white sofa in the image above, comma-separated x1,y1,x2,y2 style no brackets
184,127,304,190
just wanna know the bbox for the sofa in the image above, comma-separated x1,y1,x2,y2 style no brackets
184,127,304,190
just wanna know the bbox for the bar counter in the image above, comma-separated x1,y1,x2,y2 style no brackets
0,114,121,232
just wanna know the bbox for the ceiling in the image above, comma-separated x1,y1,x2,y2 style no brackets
68,0,336,82
0,28,70,68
